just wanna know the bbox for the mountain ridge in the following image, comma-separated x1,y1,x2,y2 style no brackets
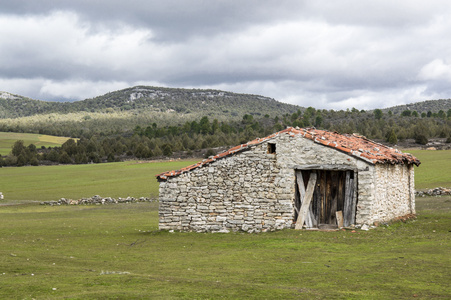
1,86,450,120
0,86,300,120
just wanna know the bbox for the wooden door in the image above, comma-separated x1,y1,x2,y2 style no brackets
295,169,356,228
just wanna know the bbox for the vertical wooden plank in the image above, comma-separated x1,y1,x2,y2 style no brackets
336,210,344,228
314,178,321,223
336,172,344,212
330,171,338,225
350,176,356,225
294,170,303,215
295,172,317,230
296,170,313,228
343,171,352,227
320,171,326,224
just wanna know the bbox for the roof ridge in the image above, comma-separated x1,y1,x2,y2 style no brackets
156,127,420,180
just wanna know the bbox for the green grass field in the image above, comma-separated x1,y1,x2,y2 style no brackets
0,150,448,202
0,132,75,156
407,149,451,189
0,151,449,298
0,198,449,299
0,160,198,202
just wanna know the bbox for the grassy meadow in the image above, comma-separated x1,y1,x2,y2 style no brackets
0,160,198,202
0,132,74,156
407,149,451,189
0,150,450,298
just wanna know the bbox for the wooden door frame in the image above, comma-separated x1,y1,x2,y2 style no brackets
294,166,358,229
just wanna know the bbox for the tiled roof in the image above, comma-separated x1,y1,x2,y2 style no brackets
156,127,420,180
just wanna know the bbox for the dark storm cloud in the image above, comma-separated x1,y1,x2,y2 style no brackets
0,0,306,40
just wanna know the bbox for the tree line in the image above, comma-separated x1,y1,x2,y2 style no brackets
1,108,450,167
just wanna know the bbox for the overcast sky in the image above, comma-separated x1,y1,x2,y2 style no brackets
1,1,451,110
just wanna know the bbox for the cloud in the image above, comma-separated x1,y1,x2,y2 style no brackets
1,1,451,109
418,59,451,82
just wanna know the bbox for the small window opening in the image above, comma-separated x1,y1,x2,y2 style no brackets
267,143,276,154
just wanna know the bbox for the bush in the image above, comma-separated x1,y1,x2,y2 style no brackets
415,135,428,145
59,152,73,164
204,148,216,158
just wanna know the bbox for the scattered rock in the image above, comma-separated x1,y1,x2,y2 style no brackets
415,187,451,197
40,195,155,206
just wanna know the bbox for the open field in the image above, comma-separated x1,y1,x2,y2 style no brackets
0,160,198,202
407,149,451,190
0,132,74,156
0,197,449,299
0,150,450,298
0,150,449,203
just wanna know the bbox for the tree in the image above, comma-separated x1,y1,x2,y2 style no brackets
315,115,323,127
386,129,398,145
373,109,383,120
199,116,211,134
162,144,173,157
62,139,77,156
16,154,26,166
134,143,150,158
12,140,25,157
401,110,411,117
211,119,219,134
415,134,428,145
47,149,60,162
59,151,73,164
242,114,253,124
27,144,37,153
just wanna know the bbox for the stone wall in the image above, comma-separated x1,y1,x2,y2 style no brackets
416,187,451,196
159,132,415,232
373,164,415,223
274,133,376,226
40,195,153,206
159,142,292,233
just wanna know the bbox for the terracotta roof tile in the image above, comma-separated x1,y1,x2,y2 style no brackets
156,127,420,180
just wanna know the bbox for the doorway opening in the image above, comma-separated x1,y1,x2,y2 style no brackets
294,169,356,229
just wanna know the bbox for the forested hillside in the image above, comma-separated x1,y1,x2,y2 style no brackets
0,86,299,119
381,99,451,115
0,86,450,167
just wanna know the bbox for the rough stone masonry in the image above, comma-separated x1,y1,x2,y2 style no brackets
157,127,419,233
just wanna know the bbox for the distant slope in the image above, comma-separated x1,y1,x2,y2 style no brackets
0,92,59,118
382,99,451,115
0,132,74,156
0,87,300,120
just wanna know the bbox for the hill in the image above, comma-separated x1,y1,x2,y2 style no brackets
382,99,451,115
0,87,300,120
0,92,59,118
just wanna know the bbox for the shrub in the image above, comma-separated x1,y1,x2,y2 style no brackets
415,134,428,145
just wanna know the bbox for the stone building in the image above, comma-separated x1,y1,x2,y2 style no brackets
156,127,420,232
